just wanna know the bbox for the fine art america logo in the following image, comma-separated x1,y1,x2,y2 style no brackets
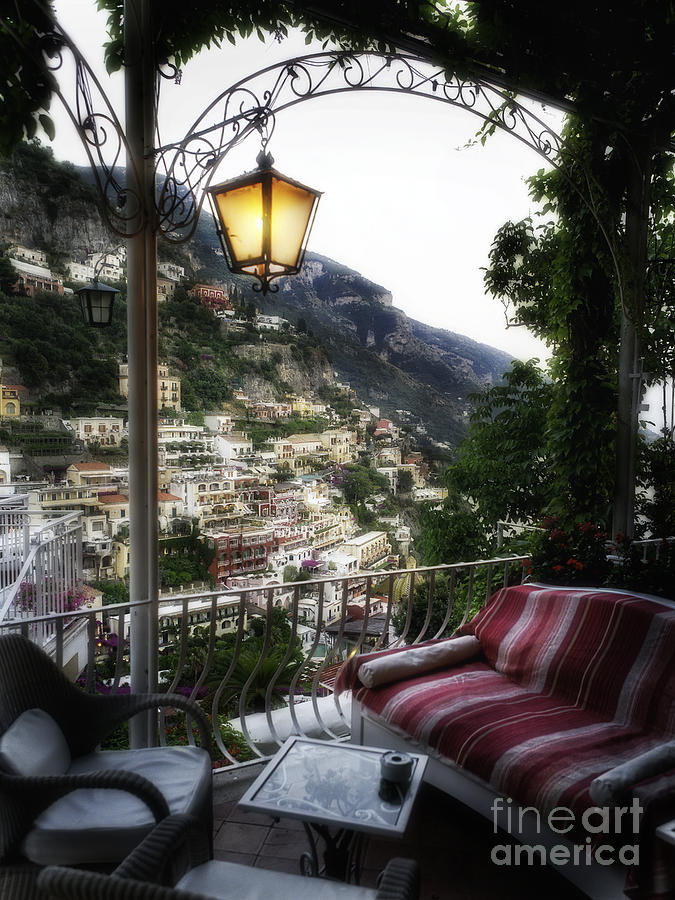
490,797,643,867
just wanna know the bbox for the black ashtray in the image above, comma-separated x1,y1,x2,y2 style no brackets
378,777,404,804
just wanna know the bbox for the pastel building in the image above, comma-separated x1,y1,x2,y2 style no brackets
119,363,181,411
66,417,125,447
338,531,392,571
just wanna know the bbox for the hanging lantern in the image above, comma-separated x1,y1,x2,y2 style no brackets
75,280,120,327
207,151,321,294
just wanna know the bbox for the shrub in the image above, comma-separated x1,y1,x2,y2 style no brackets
528,517,610,586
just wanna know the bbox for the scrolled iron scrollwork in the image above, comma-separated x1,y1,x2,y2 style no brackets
2,7,588,251
0,4,143,237
153,50,576,244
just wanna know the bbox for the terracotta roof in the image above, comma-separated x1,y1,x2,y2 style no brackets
71,462,112,471
158,492,181,501
98,493,128,504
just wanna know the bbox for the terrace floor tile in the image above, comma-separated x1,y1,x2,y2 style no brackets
213,771,589,899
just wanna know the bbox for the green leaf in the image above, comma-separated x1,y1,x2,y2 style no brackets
38,114,55,141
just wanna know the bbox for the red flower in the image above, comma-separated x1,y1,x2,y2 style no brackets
552,565,563,572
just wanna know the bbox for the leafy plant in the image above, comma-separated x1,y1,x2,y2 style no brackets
606,536,675,599
528,517,610,586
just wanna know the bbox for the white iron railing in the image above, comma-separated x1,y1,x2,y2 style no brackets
0,555,527,768
630,537,675,562
0,503,83,634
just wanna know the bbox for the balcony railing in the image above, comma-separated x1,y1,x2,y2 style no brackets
0,501,83,630
0,555,526,768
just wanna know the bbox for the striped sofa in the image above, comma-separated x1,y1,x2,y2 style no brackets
338,585,675,899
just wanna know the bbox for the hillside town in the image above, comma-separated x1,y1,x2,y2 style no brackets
0,242,450,644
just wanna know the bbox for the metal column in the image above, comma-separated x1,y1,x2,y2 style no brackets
613,142,652,540
125,0,159,746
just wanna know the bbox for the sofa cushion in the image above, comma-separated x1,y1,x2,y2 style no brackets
357,635,481,688
589,741,675,805
463,586,675,728
178,860,377,900
0,709,71,776
21,746,212,866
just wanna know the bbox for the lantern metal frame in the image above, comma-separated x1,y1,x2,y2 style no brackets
206,150,322,294
75,279,120,327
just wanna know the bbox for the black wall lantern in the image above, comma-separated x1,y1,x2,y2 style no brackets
76,280,120,327
206,151,321,295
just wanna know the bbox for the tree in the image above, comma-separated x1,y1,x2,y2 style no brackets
397,469,413,494
283,565,299,583
0,252,16,295
343,464,388,504
445,360,554,526
416,498,490,567
96,580,129,606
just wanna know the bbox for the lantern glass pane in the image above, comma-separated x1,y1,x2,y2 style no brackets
215,181,263,264
90,291,109,324
270,177,316,268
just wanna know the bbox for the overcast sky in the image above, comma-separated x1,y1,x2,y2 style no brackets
48,0,564,366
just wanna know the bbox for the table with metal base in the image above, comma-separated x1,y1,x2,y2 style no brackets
238,736,428,883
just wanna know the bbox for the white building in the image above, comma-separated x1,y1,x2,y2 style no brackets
376,467,398,493
157,422,218,467
87,251,124,281
10,245,48,266
67,260,96,282
255,314,288,331
214,432,253,463
158,261,185,281
338,531,392,570
66,417,126,447
204,413,234,434
0,445,11,484
320,429,356,464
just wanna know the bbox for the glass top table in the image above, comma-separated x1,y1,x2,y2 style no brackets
239,736,428,839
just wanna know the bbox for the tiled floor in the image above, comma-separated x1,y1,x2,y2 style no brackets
212,765,589,899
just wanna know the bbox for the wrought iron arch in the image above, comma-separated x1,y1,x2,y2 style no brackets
1,12,623,302
153,50,623,304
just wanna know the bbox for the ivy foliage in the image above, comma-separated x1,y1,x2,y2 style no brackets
4,3,673,161
482,117,631,525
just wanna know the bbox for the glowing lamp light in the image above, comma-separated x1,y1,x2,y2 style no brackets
75,280,120,327
206,151,322,294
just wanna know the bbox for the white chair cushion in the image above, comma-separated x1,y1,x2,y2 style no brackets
21,745,212,866
0,708,71,776
357,635,482,688
177,860,377,900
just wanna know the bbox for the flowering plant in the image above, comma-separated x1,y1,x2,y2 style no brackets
16,581,91,614
528,517,610,586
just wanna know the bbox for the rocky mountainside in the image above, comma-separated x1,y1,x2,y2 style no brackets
0,142,108,262
273,254,514,398
0,142,516,446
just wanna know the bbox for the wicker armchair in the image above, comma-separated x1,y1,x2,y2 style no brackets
37,814,421,900
0,634,214,900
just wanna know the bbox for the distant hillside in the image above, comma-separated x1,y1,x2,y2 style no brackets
0,142,516,445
